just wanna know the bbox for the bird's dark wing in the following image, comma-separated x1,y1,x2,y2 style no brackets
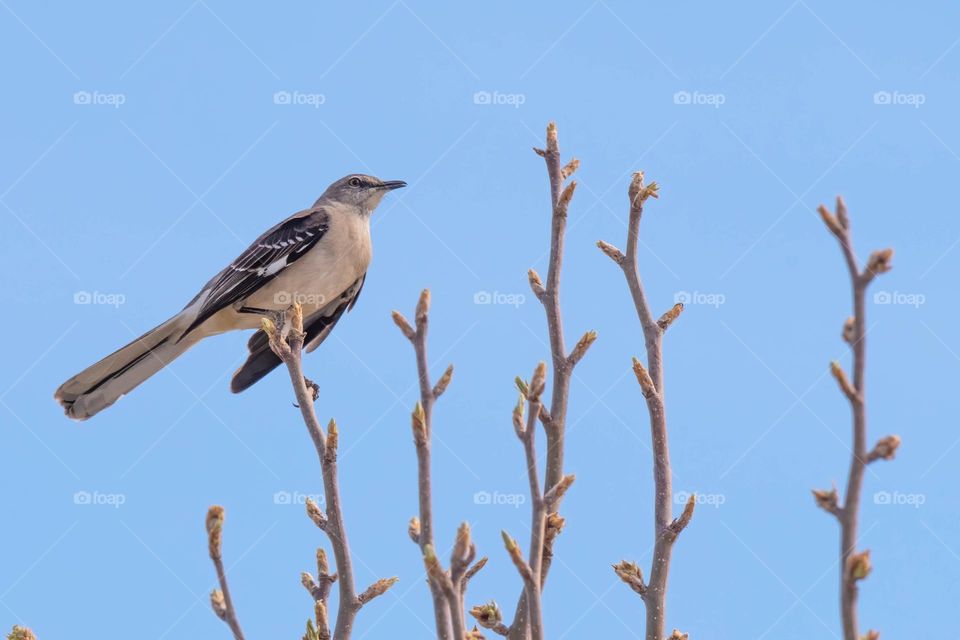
181,210,330,337
229,274,366,393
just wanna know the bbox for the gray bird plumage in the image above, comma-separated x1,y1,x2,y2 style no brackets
55,174,405,420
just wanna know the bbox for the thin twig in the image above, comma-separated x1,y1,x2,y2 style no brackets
263,304,396,640
815,197,896,640
393,290,462,640
205,505,245,640
600,171,692,640
508,121,593,640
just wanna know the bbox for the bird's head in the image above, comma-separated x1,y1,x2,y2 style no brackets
319,174,406,214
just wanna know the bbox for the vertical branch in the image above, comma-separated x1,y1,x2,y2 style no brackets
262,304,396,640
393,290,466,640
814,197,898,640
600,172,693,640
506,121,593,640
205,505,245,640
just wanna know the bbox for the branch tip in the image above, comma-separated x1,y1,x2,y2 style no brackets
812,485,841,516
865,248,894,277
842,316,856,344
631,357,657,398
867,435,901,463
568,330,597,367
557,180,577,213
415,288,431,327
433,364,454,398
529,361,548,399
544,474,575,507
206,505,225,560
657,303,684,331
469,601,506,633
830,361,858,402
407,516,421,545
512,393,525,437
668,492,696,536
612,560,647,596
305,498,327,530
411,401,427,443
358,577,399,605
391,310,415,340
847,549,872,581
818,203,844,236
527,268,546,300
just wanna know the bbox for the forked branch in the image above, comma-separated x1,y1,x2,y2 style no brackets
600,172,692,640
394,290,484,640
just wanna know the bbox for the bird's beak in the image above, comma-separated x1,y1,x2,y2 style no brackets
380,180,407,191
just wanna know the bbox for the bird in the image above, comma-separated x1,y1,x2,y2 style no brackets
55,174,406,421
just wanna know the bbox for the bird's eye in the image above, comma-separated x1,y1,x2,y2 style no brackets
348,177,361,188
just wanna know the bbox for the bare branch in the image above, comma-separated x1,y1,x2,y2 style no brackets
816,196,895,640
205,506,245,640
395,291,461,640
508,122,587,640
263,304,392,639
604,171,691,640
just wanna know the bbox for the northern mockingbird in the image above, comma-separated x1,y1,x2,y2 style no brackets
55,174,405,420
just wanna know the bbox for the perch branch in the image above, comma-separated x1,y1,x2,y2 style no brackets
600,171,692,640
815,196,896,640
263,304,396,640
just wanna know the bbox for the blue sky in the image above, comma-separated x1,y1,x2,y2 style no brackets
1,1,956,638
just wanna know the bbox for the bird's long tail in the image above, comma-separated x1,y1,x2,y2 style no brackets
55,314,199,421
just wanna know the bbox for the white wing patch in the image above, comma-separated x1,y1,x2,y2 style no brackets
258,255,289,276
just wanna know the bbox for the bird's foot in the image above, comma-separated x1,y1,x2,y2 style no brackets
304,377,320,402
293,377,320,408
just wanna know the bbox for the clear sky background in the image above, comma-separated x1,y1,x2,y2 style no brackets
1,2,956,638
